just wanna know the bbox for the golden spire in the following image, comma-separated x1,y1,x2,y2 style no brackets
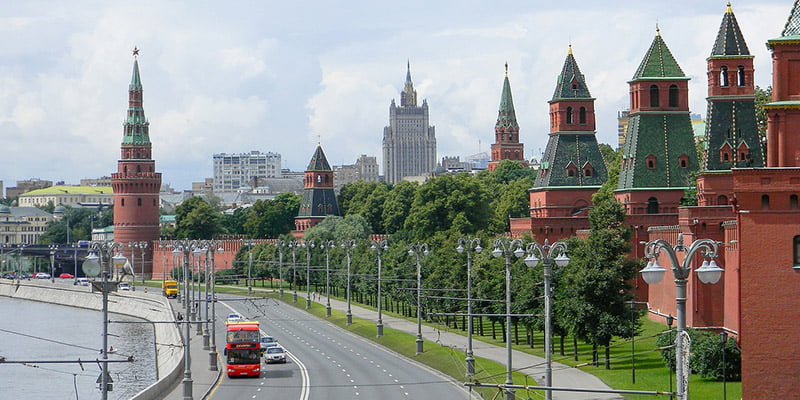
726,2,732,13
568,44,573,55
656,23,661,37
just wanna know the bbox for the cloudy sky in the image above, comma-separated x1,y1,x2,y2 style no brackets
0,0,791,191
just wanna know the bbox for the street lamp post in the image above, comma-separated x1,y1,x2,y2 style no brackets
371,239,389,337
244,240,254,294
342,240,356,325
193,247,204,335
640,233,723,400
275,239,286,297
304,240,315,309
524,239,570,400
172,240,203,400
457,237,482,377
49,245,57,283
289,240,301,303
82,242,127,400
408,243,429,354
492,238,525,400
321,240,335,318
201,240,223,369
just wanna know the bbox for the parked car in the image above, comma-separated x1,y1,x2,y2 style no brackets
76,277,89,286
59,273,74,279
118,282,131,291
34,272,51,279
3,273,15,280
264,346,286,364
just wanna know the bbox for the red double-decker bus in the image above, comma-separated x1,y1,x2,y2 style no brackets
225,321,261,377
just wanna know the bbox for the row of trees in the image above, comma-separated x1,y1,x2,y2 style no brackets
215,159,643,369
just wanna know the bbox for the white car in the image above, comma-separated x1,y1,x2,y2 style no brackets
226,313,245,323
35,272,51,279
76,278,89,286
264,346,286,364
118,282,131,291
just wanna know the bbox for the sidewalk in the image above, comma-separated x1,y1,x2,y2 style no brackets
300,290,622,400
162,308,222,400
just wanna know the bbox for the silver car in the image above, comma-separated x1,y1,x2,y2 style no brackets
264,346,286,364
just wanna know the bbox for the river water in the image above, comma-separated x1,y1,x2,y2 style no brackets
0,298,157,399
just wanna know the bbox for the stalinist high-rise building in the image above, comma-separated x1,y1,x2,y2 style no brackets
382,62,436,184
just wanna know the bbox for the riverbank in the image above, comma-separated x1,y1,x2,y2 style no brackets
0,279,184,400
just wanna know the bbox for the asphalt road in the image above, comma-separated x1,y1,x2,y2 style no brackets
207,294,473,400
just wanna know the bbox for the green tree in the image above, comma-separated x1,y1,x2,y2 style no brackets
381,181,418,234
174,196,222,239
557,171,640,368
40,206,113,244
339,181,390,233
243,192,301,238
403,174,492,239
755,85,772,147
303,214,371,243
598,143,621,171
220,207,252,236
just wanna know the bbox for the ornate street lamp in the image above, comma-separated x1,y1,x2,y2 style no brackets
342,240,357,325
371,239,389,337
457,237,481,377
524,239,569,400
303,240,315,309
82,242,127,400
321,240,336,318
641,233,722,400
289,240,301,303
408,243,429,354
492,238,524,400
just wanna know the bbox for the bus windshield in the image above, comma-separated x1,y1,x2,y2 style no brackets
226,348,261,365
227,329,260,343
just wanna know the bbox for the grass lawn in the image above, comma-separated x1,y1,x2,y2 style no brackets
159,281,741,399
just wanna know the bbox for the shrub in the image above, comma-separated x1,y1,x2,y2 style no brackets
656,328,741,381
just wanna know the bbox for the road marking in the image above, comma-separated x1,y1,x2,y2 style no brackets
221,301,310,400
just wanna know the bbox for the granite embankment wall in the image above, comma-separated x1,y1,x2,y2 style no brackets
0,279,183,400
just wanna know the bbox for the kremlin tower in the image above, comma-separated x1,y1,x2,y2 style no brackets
488,63,526,171
111,49,161,278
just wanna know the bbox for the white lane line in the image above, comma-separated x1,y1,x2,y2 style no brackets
221,301,310,400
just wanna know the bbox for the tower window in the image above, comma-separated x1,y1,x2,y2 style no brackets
791,195,799,210
649,85,660,107
737,66,745,87
645,155,657,169
720,66,729,87
121,198,125,207
647,197,659,214
717,195,728,205
762,194,770,210
669,85,679,107
678,154,689,168
137,198,142,207
566,107,574,125
579,107,587,124
794,235,800,266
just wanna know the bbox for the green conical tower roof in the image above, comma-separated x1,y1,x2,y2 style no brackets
711,3,750,56
122,54,151,146
495,64,519,130
782,0,800,37
306,144,332,171
552,46,592,100
130,58,142,90
632,28,686,80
